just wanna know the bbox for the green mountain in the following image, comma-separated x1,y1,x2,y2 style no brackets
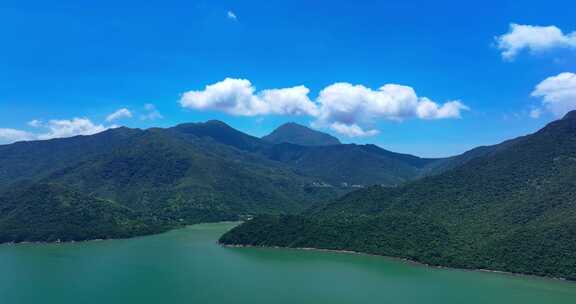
0,127,141,188
166,120,443,186
171,120,267,152
47,127,335,216
220,111,576,280
0,183,160,243
0,122,340,243
263,143,437,186
262,122,341,146
0,119,486,244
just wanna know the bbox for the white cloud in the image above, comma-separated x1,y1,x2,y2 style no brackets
37,118,109,140
106,108,132,122
180,78,467,137
330,123,379,137
180,78,266,115
27,119,42,127
227,11,237,20
496,23,576,60
531,72,576,117
417,99,468,119
529,108,542,119
180,78,318,116
141,104,163,120
314,83,467,136
0,128,34,143
1,117,113,144
260,86,319,116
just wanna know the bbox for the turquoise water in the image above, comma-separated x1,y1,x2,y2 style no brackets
0,222,574,303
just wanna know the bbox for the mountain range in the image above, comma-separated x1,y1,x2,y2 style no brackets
220,111,576,280
3,113,574,280
0,121,465,243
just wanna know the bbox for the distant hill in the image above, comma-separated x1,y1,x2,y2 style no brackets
262,122,341,146
220,111,576,280
167,120,445,186
263,143,438,186
170,120,267,153
168,121,443,186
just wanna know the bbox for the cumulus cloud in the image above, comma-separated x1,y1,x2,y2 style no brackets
37,118,109,140
314,83,467,136
0,128,34,143
227,11,237,20
531,72,576,117
180,78,467,137
106,108,132,122
417,99,468,119
260,86,319,116
141,104,163,120
316,82,466,123
1,117,113,144
496,23,576,60
180,78,318,116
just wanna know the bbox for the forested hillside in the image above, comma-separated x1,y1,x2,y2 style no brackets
0,183,162,243
220,111,576,280
0,119,498,244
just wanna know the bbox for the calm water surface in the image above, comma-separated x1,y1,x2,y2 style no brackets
0,222,575,304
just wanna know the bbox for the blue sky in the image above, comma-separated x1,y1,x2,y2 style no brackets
1,0,576,157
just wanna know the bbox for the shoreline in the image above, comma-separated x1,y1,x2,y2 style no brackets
0,221,241,247
221,243,574,284
3,222,573,284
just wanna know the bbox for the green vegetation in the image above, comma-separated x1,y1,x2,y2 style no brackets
264,143,438,186
0,183,163,243
0,121,345,243
49,127,337,214
0,119,532,244
175,120,446,186
221,111,576,280
0,120,452,244
0,127,140,188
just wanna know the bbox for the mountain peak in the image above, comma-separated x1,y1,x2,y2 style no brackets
173,120,234,131
171,120,264,152
205,119,230,126
262,123,341,146
281,122,305,128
